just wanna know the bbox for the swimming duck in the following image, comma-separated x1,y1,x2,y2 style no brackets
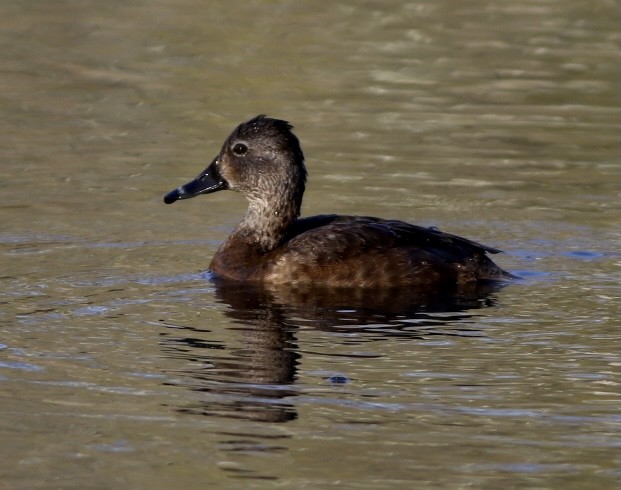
164,115,515,287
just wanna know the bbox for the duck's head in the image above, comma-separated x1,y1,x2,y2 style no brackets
164,115,307,217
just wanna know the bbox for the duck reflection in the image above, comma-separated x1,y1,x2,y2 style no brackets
160,282,505,423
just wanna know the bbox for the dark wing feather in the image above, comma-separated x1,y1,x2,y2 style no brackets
276,214,513,284
285,214,501,259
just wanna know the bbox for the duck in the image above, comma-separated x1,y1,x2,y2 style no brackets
164,115,515,287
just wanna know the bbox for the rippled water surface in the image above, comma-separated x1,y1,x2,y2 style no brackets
1,1,619,488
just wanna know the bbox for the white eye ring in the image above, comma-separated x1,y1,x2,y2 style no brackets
232,142,248,155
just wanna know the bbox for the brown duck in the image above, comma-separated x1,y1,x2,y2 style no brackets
164,115,515,287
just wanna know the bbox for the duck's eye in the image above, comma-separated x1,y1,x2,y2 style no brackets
232,143,248,155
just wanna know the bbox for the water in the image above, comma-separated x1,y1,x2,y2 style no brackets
1,0,620,488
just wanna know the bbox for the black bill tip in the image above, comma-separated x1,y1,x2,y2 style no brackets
163,189,181,204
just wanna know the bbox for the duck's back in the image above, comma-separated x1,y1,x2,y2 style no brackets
262,215,514,287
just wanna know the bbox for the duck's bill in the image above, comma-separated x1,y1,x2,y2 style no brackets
164,159,227,204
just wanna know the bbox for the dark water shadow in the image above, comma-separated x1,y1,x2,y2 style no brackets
159,281,507,424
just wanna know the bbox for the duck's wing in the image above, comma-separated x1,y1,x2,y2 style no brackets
367,217,503,258
276,214,514,284
286,214,501,258
281,214,397,260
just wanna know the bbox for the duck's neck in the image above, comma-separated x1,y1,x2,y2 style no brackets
226,192,301,253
